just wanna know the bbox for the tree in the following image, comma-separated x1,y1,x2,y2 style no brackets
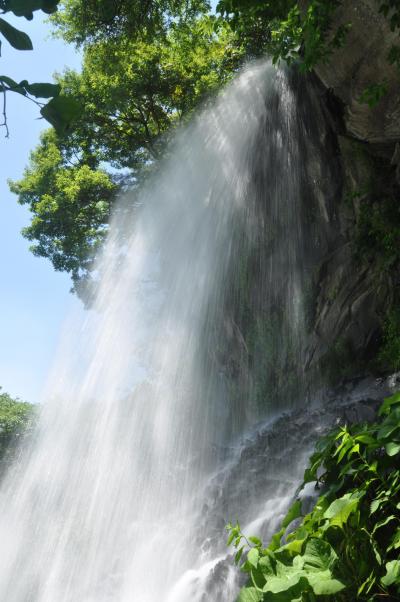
50,0,211,45
9,129,117,299
10,14,244,299
0,388,35,474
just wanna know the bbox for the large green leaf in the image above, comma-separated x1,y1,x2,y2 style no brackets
379,392,400,416
378,408,400,440
302,539,337,572
22,82,61,98
307,570,346,595
381,560,400,587
247,547,259,568
263,572,307,594
237,587,263,602
0,75,26,95
0,18,33,50
40,95,80,133
4,0,59,18
385,441,400,456
323,493,361,528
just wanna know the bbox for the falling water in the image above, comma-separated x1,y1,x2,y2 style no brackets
0,62,332,601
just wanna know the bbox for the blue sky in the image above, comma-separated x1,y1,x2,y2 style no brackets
0,13,83,403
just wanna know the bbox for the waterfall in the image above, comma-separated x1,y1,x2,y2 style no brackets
0,61,330,601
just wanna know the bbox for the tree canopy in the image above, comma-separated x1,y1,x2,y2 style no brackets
9,0,400,299
0,388,35,473
10,10,244,298
50,0,211,45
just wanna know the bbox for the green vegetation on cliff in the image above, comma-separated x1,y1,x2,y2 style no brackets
0,389,35,474
228,392,400,600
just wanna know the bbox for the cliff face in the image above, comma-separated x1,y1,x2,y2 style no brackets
217,1,399,418
305,0,400,380
313,0,400,148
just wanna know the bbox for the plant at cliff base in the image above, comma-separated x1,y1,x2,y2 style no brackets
227,392,400,601
0,0,80,135
0,389,35,467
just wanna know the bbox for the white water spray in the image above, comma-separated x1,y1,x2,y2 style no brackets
0,62,312,601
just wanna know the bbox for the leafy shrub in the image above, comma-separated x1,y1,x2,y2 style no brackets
228,392,400,600
0,390,35,472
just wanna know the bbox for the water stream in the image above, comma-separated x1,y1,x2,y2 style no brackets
0,61,329,601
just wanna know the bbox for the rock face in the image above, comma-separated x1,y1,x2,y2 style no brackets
218,0,399,412
303,0,400,380
314,0,400,148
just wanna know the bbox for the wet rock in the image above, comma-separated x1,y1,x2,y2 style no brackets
312,0,400,146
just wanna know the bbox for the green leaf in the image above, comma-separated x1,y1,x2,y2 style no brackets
235,546,244,564
248,536,262,547
307,570,346,595
269,528,285,552
237,587,263,602
40,95,80,133
355,433,376,445
382,560,400,587
263,572,308,595
370,499,382,515
278,538,304,556
258,554,276,577
323,493,361,528
378,408,400,440
388,529,400,551
4,0,59,18
385,441,400,456
23,82,61,99
302,539,337,572
0,75,26,95
372,515,397,534
282,500,302,529
247,547,259,568
0,18,33,50
379,392,400,416
40,0,60,15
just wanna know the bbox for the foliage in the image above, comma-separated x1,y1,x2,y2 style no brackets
379,309,400,372
50,0,210,46
216,0,295,57
228,392,400,600
358,81,389,108
57,16,242,168
216,0,350,68
9,15,243,297
9,129,117,297
0,0,80,135
0,388,35,466
356,195,400,270
379,1,400,70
